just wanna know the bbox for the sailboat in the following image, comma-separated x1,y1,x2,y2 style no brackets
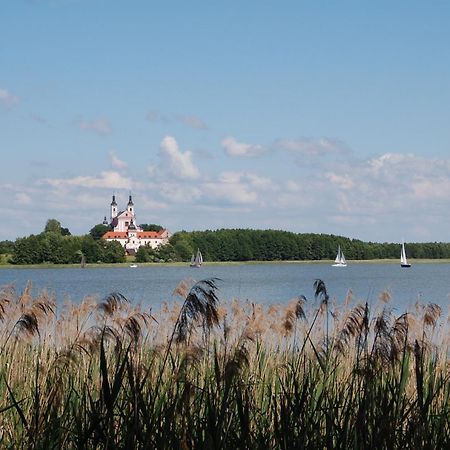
190,249,203,268
400,242,411,268
332,245,347,267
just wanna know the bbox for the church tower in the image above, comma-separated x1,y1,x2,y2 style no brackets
110,194,118,221
127,194,134,216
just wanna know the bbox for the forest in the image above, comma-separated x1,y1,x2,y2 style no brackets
2,221,450,265
137,228,450,263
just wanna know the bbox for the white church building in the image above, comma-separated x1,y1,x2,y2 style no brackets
102,195,170,254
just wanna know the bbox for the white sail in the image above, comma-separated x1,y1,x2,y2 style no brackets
333,245,347,267
334,246,341,263
400,242,410,267
400,244,406,264
190,249,203,267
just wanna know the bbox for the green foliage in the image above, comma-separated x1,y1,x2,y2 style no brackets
135,243,181,263
139,223,163,232
101,240,126,263
135,246,155,263
44,218,62,233
10,233,125,265
168,229,450,262
89,224,111,240
0,240,14,255
43,218,70,235
8,227,450,265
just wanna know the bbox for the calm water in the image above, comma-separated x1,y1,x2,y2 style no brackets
1,262,449,311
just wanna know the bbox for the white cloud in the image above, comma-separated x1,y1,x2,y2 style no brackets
41,171,132,189
274,137,350,156
0,88,19,108
324,173,355,190
222,136,266,157
14,192,32,205
245,173,277,191
159,136,200,180
109,151,128,170
158,182,202,203
203,172,260,205
78,117,112,135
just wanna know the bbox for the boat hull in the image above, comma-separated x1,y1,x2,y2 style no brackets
332,263,347,267
401,264,411,268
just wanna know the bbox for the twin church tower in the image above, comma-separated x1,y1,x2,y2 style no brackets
101,194,169,254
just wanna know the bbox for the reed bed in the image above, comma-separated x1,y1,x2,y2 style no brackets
1,279,450,449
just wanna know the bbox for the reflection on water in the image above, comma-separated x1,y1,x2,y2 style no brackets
0,263,449,311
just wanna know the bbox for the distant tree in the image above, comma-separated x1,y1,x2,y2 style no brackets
0,240,15,255
81,235,103,263
139,223,163,232
10,235,42,264
102,240,126,263
170,233,194,261
61,227,71,236
154,243,181,262
89,224,111,240
135,246,157,263
44,219,62,234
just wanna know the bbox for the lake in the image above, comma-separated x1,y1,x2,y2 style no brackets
1,262,449,312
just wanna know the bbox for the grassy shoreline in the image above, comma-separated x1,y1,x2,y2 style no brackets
1,257,450,269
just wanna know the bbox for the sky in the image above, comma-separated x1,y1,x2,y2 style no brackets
1,0,450,243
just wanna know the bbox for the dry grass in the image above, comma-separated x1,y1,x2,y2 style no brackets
1,279,450,448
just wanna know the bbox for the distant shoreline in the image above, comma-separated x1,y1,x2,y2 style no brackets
1,258,450,269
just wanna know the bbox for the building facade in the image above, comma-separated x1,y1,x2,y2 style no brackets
102,195,169,254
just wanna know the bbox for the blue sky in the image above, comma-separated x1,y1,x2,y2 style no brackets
1,0,450,242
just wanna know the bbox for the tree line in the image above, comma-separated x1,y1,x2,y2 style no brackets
156,229,450,262
4,220,125,265
2,222,450,265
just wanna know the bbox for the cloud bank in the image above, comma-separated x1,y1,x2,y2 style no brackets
2,133,450,242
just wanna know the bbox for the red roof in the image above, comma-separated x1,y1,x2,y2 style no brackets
103,231,127,239
102,229,167,240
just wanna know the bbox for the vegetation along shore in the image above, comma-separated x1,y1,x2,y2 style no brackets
1,219,450,265
1,278,450,447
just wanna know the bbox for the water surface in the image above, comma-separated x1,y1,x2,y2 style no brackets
1,262,449,311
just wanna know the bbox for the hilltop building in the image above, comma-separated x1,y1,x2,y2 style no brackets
102,194,169,254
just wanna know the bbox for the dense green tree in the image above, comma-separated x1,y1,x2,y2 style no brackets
166,229,450,263
0,240,14,255
135,246,150,263
44,219,62,234
81,236,103,263
139,224,163,232
102,240,126,263
8,226,450,265
154,243,181,262
89,224,111,240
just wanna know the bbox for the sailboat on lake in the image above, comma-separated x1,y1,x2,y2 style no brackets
332,245,347,267
190,249,203,268
400,242,411,268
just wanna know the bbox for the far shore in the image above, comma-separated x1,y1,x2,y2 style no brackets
1,258,450,269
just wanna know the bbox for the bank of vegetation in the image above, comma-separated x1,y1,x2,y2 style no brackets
1,279,450,447
136,229,450,263
2,221,450,265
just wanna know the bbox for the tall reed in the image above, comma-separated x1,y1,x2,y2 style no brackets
1,279,450,448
